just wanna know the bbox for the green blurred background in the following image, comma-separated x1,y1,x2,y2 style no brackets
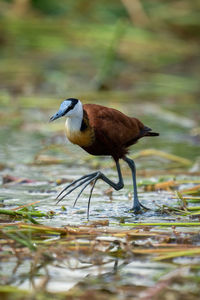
0,0,199,102
1,3,200,296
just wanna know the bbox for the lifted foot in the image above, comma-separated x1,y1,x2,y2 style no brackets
56,172,101,219
56,172,99,205
56,161,124,219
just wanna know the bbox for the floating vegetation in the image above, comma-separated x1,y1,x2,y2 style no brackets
0,221,200,299
1,99,200,298
1,101,200,299
132,149,192,167
0,1,200,298
0,208,48,224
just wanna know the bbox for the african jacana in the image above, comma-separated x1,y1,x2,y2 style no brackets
50,98,159,218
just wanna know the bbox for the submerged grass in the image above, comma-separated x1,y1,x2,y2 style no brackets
119,222,200,227
0,115,200,299
0,208,47,224
0,115,199,297
1,221,200,298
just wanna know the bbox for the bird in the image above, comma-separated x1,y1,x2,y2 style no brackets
50,98,159,218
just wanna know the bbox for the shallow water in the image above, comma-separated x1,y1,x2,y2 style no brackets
0,98,200,294
0,102,199,225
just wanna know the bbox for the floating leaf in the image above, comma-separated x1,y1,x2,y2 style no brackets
132,149,192,166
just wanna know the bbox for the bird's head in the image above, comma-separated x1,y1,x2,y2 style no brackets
49,98,82,122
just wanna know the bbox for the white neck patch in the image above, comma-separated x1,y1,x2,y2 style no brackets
65,100,83,133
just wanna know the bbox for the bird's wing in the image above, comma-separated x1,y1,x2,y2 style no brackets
83,104,143,146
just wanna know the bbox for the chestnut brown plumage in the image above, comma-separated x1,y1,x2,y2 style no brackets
81,104,158,161
50,98,159,218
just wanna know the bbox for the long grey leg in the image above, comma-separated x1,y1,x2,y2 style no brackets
99,160,124,191
123,156,149,212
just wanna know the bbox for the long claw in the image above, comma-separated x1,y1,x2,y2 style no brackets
56,176,94,204
132,202,150,214
87,177,98,220
140,203,150,210
73,176,98,207
56,173,97,200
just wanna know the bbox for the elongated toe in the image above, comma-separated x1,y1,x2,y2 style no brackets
132,205,142,214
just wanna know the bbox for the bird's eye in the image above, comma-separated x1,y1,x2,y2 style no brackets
63,105,73,115
68,105,74,111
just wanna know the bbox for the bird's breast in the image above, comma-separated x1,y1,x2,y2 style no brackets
65,125,94,147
